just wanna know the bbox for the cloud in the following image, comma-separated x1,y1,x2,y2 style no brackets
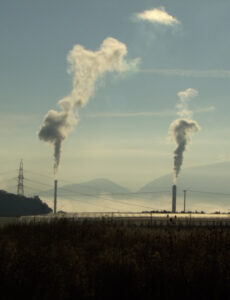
141,68,230,78
194,106,215,113
85,111,173,118
135,7,180,26
85,107,214,119
216,154,230,162
78,147,168,159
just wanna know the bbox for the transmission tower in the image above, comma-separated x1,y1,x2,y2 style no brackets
17,159,24,196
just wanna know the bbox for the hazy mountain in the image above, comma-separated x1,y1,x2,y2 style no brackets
40,178,131,198
139,162,230,193
39,163,230,212
138,162,230,211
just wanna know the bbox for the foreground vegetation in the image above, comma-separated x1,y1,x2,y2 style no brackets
0,220,229,299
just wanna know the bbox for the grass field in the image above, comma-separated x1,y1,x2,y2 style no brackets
0,219,229,299
0,217,19,227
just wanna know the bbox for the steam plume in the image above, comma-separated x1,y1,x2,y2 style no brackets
176,88,198,119
39,37,138,173
169,88,200,183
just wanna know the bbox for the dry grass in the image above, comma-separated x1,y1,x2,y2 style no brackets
0,220,229,299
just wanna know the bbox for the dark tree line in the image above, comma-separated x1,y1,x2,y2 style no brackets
0,190,52,216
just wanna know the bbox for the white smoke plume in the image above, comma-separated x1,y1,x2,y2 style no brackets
39,37,138,174
176,88,198,119
169,88,200,183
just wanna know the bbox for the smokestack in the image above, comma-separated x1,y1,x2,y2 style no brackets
54,180,57,214
172,184,176,213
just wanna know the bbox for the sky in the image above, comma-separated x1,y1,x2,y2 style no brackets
1,0,230,192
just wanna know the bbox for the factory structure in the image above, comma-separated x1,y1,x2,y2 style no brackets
172,184,177,213
11,160,220,215
16,166,179,215
54,180,58,214
15,159,178,214
52,180,178,214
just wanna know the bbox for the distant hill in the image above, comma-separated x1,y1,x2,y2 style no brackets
0,190,52,217
138,162,230,211
39,163,230,212
40,178,131,198
139,162,230,193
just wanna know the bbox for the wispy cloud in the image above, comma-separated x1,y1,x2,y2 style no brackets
0,113,39,123
0,113,39,133
135,7,180,26
85,107,214,119
80,147,168,158
141,68,230,78
85,111,173,118
194,106,215,113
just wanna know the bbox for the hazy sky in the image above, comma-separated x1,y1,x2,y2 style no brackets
1,0,230,190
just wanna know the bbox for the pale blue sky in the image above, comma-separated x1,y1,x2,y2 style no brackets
0,0,230,190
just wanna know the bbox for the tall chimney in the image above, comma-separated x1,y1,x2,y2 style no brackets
172,184,176,213
54,179,57,214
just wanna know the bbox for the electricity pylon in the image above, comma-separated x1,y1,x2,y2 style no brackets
17,159,24,196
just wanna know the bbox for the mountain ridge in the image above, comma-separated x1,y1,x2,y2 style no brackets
39,161,230,212
138,161,230,193
40,178,131,197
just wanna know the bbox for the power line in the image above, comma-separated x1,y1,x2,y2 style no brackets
187,189,230,197
23,179,116,211
24,169,53,180
9,167,230,212
55,183,170,197
24,178,53,189
17,169,171,197
19,176,167,210
22,178,152,210
1,177,17,183
57,178,170,197
59,193,117,211
4,167,230,197
11,171,230,199
59,186,156,210
24,176,169,199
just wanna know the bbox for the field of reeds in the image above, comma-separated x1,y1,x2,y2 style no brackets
0,219,229,299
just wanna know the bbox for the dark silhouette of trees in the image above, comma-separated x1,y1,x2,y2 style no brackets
0,190,52,216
